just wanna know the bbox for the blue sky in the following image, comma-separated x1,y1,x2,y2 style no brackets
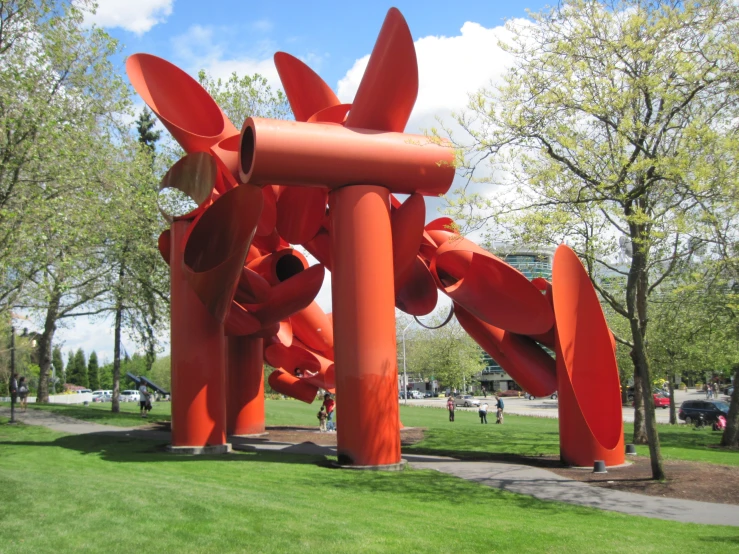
54,0,550,363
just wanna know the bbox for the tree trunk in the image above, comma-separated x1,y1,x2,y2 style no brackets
632,361,648,443
721,364,739,447
112,298,122,413
625,234,665,481
668,376,677,425
36,288,61,403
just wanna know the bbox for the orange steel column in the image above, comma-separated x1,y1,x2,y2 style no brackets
226,336,265,436
330,185,400,467
170,220,228,448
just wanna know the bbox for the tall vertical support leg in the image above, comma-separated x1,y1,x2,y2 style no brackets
226,336,265,436
170,220,229,451
330,185,400,467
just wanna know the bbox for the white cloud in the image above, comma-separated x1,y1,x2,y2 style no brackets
170,25,282,90
84,0,174,35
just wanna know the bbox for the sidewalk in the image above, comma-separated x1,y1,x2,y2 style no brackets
3,408,738,526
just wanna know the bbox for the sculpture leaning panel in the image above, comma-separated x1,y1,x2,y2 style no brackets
127,7,624,468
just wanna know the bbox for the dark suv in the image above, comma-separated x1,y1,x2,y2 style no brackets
678,400,729,425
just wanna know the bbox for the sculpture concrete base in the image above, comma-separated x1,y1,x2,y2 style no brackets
167,443,232,455
332,459,407,471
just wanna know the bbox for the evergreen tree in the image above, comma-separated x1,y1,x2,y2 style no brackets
51,346,64,393
88,351,100,391
135,108,161,153
68,348,88,388
66,351,75,388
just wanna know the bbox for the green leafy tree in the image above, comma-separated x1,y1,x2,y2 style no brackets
136,108,161,153
445,0,739,480
87,351,100,391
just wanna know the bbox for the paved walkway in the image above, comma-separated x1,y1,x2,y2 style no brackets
3,408,738,526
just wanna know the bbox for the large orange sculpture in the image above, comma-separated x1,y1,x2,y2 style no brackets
129,7,624,468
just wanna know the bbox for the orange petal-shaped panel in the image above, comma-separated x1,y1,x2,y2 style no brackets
252,228,289,253
268,369,318,404
276,187,328,245
302,228,332,271
345,8,418,132
240,118,454,196
158,152,217,223
392,193,425,289
250,322,281,339
126,54,238,153
247,248,308,286
248,264,325,329
433,249,554,335
158,230,171,264
264,340,320,373
276,319,293,348
182,183,263,322
234,267,272,305
395,256,438,316
419,230,439,261
224,301,262,337
552,244,623,451
290,301,334,353
455,304,557,397
274,52,340,122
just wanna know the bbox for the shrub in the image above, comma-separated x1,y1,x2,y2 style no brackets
695,383,703,391
678,383,687,391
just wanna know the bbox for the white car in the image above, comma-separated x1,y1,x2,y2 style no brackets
454,395,480,407
91,390,113,402
120,390,140,403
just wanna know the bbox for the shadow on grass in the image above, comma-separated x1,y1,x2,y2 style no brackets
0,432,330,467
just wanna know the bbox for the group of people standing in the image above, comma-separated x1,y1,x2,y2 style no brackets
8,373,29,412
317,393,335,432
705,382,721,399
446,395,505,424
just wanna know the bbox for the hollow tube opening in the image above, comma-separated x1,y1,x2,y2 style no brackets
275,255,305,282
241,126,255,176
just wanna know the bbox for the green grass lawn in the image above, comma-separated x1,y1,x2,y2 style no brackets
5,399,737,466
0,400,171,426
0,419,737,553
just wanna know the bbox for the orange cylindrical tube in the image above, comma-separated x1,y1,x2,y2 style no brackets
226,336,265,436
239,118,454,195
170,220,227,447
330,185,400,467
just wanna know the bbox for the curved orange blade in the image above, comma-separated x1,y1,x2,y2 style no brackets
158,230,171,264
345,8,418,132
392,193,425,289
126,53,238,152
455,304,557,397
302,228,332,270
182,183,263,322
552,244,623,451
274,52,340,122
268,369,318,404
290,301,334,353
433,249,554,335
307,103,352,124
248,264,325,329
395,256,438,316
234,267,272,305
276,187,328,245
246,248,308,286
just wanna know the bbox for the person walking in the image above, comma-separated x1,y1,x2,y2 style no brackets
479,402,488,424
447,396,455,422
9,373,18,416
138,383,151,417
18,376,28,412
496,396,505,424
322,393,336,431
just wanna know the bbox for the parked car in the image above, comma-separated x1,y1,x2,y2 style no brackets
454,395,480,407
497,389,524,398
678,400,729,425
120,390,140,403
632,393,670,409
524,392,558,400
723,386,734,397
424,392,435,398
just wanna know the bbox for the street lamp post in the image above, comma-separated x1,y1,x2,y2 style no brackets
9,326,16,424
401,321,413,405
